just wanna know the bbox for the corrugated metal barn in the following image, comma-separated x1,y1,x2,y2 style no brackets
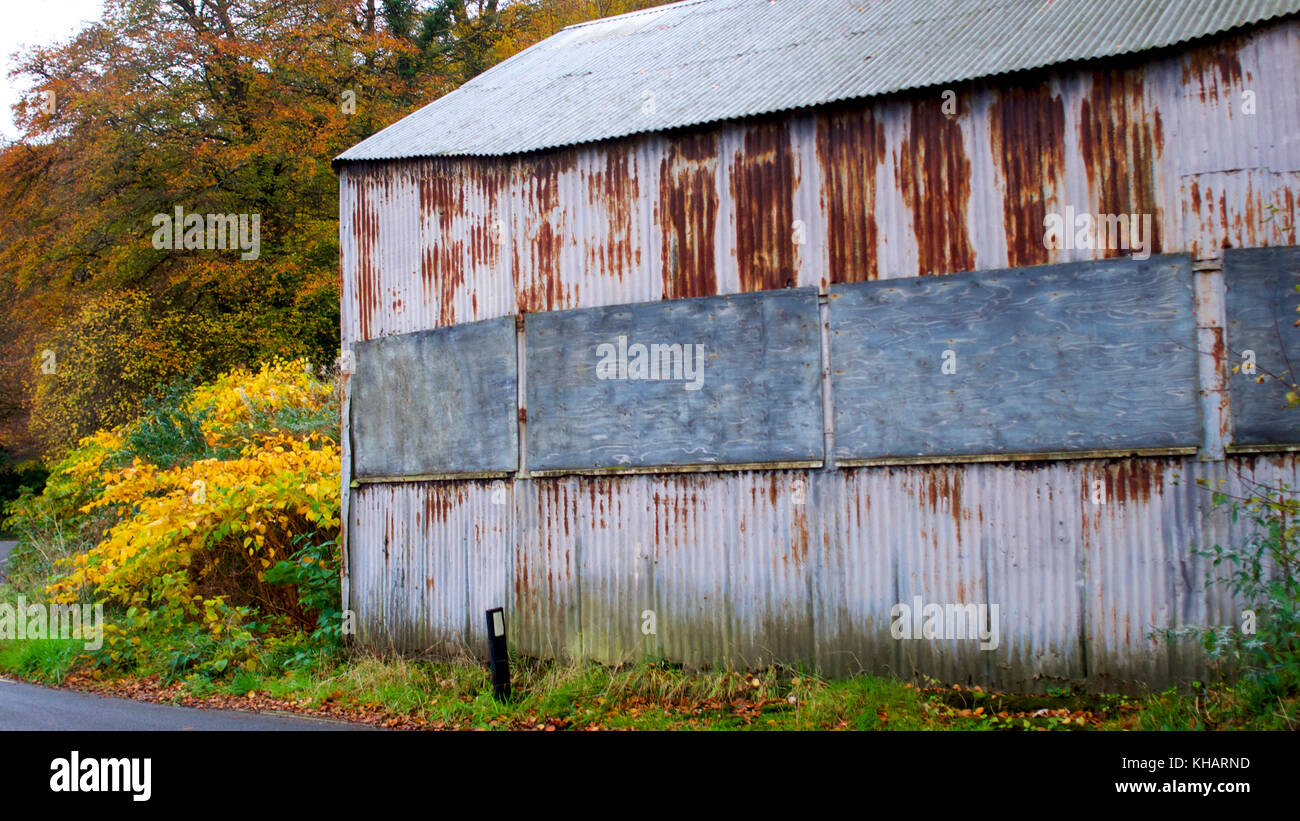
334,0,1300,692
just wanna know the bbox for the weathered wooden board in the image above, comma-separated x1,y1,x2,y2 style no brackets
829,255,1200,461
350,316,518,478
525,288,823,473
1225,246,1300,446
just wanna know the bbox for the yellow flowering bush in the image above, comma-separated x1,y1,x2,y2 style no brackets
188,358,334,448
10,358,343,674
30,429,127,523
50,435,339,612
1,428,128,585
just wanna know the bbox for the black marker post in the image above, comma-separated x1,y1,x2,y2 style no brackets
485,607,511,701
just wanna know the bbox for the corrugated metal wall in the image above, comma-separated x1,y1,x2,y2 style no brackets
340,21,1300,338
345,455,1298,692
337,20,1300,691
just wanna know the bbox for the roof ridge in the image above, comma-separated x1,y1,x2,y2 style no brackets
337,0,1300,163
560,0,711,32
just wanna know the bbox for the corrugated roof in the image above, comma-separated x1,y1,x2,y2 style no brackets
336,0,1300,161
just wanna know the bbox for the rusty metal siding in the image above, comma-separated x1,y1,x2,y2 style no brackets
726,471,816,669
339,20,1300,344
1081,460,1172,691
420,158,514,330
1173,27,1300,255
511,148,659,316
349,453,1300,692
339,158,515,341
974,464,1087,691
810,469,899,678
572,478,656,666
657,130,721,299
349,481,511,654
889,468,990,687
337,20,1300,691
647,475,731,667
816,105,885,284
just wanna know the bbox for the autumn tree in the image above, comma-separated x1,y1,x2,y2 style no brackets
0,0,668,457
2,0,428,455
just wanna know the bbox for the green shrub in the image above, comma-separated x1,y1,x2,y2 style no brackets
1173,478,1300,721
263,533,344,653
111,379,214,469
0,639,83,685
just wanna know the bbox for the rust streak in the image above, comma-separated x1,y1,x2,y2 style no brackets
989,84,1066,267
586,150,640,287
791,475,809,565
1078,67,1164,258
731,120,797,292
1181,37,1245,104
818,106,885,283
896,99,976,276
515,151,579,313
660,131,719,298
1105,458,1165,507
351,176,381,340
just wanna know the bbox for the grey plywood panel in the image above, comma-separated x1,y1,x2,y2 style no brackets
1225,246,1300,446
525,288,823,472
829,255,1200,461
350,316,518,477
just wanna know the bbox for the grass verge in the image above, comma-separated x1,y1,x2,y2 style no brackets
4,634,1290,730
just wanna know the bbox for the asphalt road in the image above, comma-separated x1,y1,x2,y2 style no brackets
0,677,359,730
0,538,361,730
0,539,15,583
